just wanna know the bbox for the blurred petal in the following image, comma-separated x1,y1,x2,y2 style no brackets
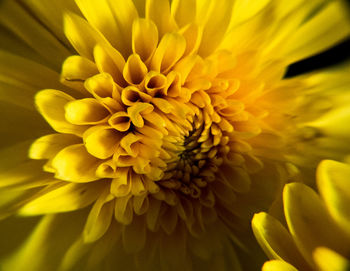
317,160,350,238
252,212,310,270
2,211,87,271
262,260,298,271
313,247,350,271
283,183,348,267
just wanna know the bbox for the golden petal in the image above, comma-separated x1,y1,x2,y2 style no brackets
65,98,110,125
317,160,350,238
51,144,101,182
19,182,103,215
132,18,158,63
83,187,115,243
84,125,121,159
262,260,298,271
35,89,89,136
283,183,348,267
252,212,310,270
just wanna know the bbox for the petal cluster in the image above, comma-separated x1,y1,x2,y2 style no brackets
0,0,350,271
252,160,350,271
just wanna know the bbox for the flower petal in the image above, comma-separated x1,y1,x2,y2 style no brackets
123,54,148,85
317,160,350,238
306,106,350,139
2,212,86,271
252,212,310,270
0,50,63,90
171,0,196,28
29,133,81,160
64,11,109,60
151,32,186,73
145,0,177,37
65,98,110,125
19,182,103,215
197,0,234,57
51,144,101,182
35,89,89,136
283,183,348,267
280,1,350,63
132,18,158,63
60,55,98,93
0,1,70,69
313,247,350,271
93,44,126,86
108,0,138,52
75,0,127,54
262,260,298,271
83,188,115,243
84,125,122,159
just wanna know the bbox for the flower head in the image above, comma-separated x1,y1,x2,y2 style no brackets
252,160,350,271
0,0,350,270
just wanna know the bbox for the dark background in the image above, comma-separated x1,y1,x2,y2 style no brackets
286,0,350,77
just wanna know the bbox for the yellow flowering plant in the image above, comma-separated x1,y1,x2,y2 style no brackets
0,0,349,270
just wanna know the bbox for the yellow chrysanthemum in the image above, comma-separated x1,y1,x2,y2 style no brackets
0,0,350,270
252,160,350,271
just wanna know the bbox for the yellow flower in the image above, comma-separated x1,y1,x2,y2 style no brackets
252,160,350,271
0,0,350,270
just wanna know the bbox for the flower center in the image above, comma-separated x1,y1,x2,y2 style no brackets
159,118,225,199
30,17,271,238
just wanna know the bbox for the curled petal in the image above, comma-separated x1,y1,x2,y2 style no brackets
51,144,101,182
65,98,110,125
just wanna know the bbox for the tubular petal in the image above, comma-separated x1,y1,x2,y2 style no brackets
123,54,148,85
108,111,131,132
127,103,154,128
